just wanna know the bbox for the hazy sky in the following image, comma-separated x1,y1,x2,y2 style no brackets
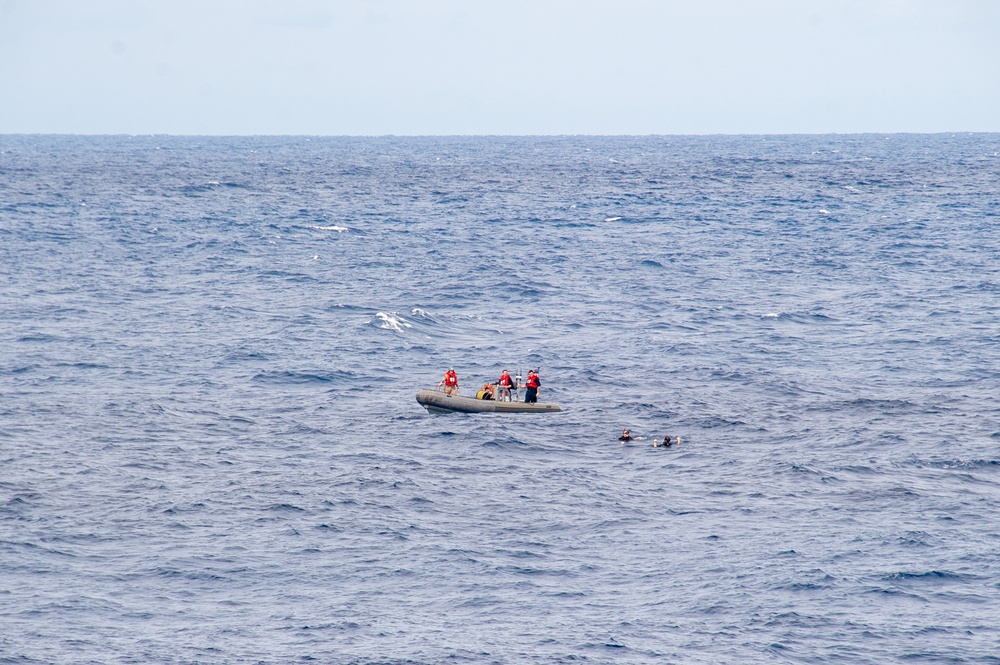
2,0,999,135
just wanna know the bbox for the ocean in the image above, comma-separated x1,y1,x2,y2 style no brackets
2,134,999,664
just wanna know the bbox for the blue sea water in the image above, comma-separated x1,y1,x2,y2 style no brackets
2,134,1000,664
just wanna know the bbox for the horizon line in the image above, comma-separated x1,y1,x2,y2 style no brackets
2,131,998,139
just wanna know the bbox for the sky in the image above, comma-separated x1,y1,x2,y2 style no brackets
1,0,999,135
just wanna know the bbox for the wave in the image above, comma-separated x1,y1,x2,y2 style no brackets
883,570,969,583
251,370,356,384
309,225,349,233
370,311,413,333
910,458,1000,471
360,307,507,344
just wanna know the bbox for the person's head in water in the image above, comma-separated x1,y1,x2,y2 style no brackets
654,434,674,448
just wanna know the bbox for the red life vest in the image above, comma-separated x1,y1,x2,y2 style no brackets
444,371,458,386
525,373,539,389
498,374,513,387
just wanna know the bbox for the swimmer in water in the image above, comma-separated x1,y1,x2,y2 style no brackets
653,434,680,448
618,428,634,443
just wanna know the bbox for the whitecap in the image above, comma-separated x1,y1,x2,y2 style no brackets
374,311,411,332
818,209,830,214
762,312,780,319
604,216,621,222
311,225,349,232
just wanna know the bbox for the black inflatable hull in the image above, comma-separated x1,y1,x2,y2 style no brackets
416,389,561,414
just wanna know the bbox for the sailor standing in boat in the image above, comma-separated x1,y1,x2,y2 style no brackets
496,369,515,402
438,368,459,396
524,369,540,403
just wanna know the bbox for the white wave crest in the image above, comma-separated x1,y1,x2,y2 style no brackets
311,225,349,232
374,311,411,332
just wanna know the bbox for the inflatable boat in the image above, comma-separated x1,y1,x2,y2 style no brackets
416,389,561,414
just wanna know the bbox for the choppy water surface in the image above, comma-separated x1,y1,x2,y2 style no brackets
2,134,1000,664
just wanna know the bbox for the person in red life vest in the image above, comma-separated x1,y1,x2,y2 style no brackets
496,369,515,402
438,368,459,396
524,369,540,403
